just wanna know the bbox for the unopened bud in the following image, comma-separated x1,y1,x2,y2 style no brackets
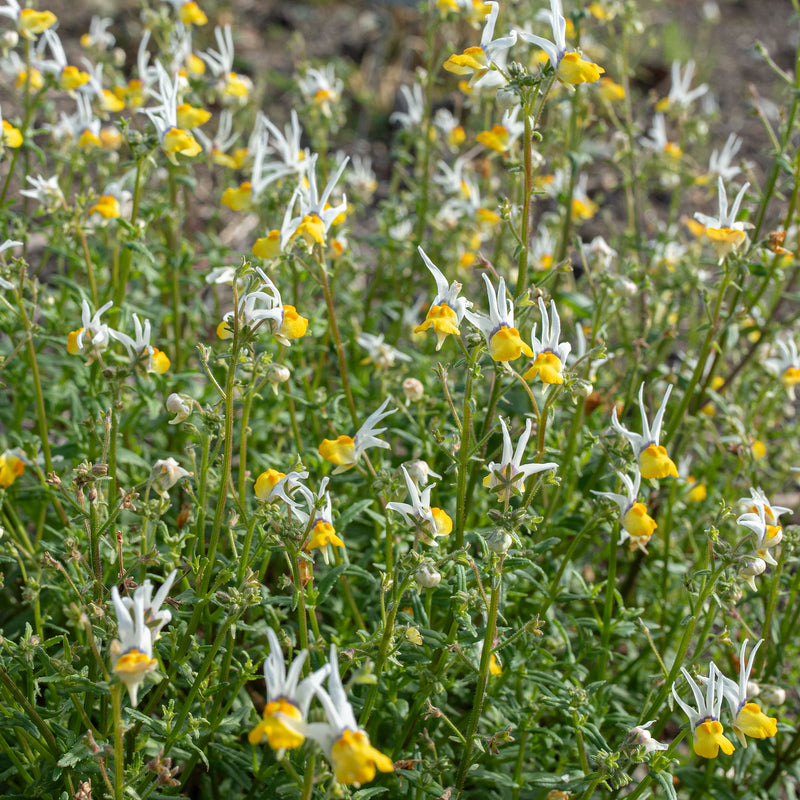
403,377,424,402
166,392,193,424
495,86,518,111
616,276,638,297
416,563,441,589
570,378,594,401
760,686,786,706
406,459,441,488
486,529,512,554
2,30,19,50
266,364,291,394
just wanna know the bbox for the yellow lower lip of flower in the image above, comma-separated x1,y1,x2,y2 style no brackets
253,231,282,259
331,728,394,786
307,521,345,551
100,90,126,113
293,214,326,246
60,65,91,90
0,454,25,488
663,141,682,158
693,718,735,758
314,88,334,105
19,8,57,36
476,126,510,153
150,349,171,374
447,126,466,148
67,328,85,355
431,507,453,537
571,196,599,221
176,103,212,129
476,208,501,225
558,51,605,84
162,127,202,159
2,120,23,149
221,182,253,212
783,366,800,386
598,77,625,101
217,319,233,340
622,501,657,540
705,227,746,257
489,325,534,362
414,304,460,349
523,351,564,384
89,195,121,219
224,72,251,99
489,653,502,675
180,0,208,25
735,702,777,740
443,47,488,76
15,68,44,90
277,305,308,340
319,436,356,467
114,648,158,675
78,129,101,149
638,443,678,480
254,469,286,501
687,483,707,502
248,698,304,749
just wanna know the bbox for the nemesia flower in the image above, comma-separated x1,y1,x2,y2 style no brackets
255,469,309,505
483,418,558,502
413,246,471,350
524,298,571,384
38,29,91,90
387,466,452,546
218,269,308,345
625,720,668,758
298,64,343,114
110,570,177,706
737,488,791,567
0,0,56,39
194,109,241,168
442,1,517,87
80,15,115,50
20,174,64,211
655,59,708,112
149,457,191,496
318,397,395,473
357,333,412,371
672,664,735,758
765,337,800,399
292,478,345,561
163,0,208,26
303,645,394,786
465,274,533,363
706,132,743,182
640,112,682,158
476,106,524,153
693,178,751,258
248,628,330,753
200,25,252,103
0,448,25,488
258,109,310,184
111,314,170,374
592,468,657,552
610,382,678,480
433,107,466,149
714,639,778,747
0,103,21,149
143,63,202,164
519,0,604,85
390,82,425,130
67,299,115,361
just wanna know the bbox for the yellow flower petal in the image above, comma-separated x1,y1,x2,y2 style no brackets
319,436,356,467
638,443,678,479
489,325,533,362
330,728,394,786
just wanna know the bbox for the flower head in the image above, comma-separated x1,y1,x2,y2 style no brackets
524,298,572,384
765,337,800,399
465,274,533,362
248,629,330,753
737,489,791,567
149,457,192,496
0,0,56,39
319,398,395,473
714,639,778,747
693,178,751,258
610,382,678,480
0,448,25,488
625,720,668,759
592,468,657,552
290,478,345,562
483,418,557,502
655,60,708,112
413,247,471,350
357,333,412,371
112,314,170,375
672,664,735,758
519,0,604,85
442,2,517,87
67,300,116,361
387,466,452,546
110,571,177,706
303,646,394,786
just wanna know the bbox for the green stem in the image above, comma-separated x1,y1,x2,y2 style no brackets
111,684,124,800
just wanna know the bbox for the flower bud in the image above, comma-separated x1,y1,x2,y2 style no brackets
495,86,518,111
760,686,786,706
2,30,18,50
266,364,291,394
616,276,638,297
403,377,424,402
406,459,441,488
166,392,192,424
570,378,594,401
149,457,192,495
485,528,512,554
416,563,441,589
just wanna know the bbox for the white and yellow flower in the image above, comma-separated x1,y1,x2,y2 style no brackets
610,382,678,480
318,398,395,473
525,297,571,385
693,178,752,258
592,468,657,552
387,465,452,546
